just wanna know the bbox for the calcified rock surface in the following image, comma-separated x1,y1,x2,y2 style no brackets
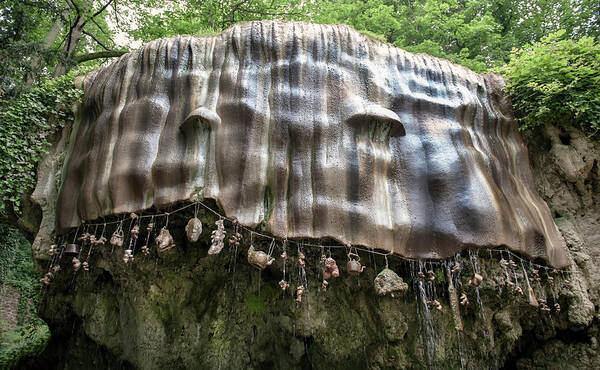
57,21,567,266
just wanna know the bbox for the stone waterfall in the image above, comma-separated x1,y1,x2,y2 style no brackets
56,21,568,267
26,21,600,370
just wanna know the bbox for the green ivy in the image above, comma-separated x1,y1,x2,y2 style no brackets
501,30,600,133
0,224,42,321
0,72,83,215
0,223,49,368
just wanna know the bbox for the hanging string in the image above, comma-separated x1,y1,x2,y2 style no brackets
58,199,575,273
282,239,288,284
71,224,81,243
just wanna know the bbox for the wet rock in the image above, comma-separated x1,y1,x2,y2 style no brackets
374,268,408,297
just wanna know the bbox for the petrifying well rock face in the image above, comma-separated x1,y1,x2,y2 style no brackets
56,21,569,267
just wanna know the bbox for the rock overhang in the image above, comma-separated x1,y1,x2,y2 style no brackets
56,20,569,267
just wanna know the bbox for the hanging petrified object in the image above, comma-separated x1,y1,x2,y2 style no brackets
527,285,539,307
554,303,561,313
247,245,275,270
123,249,133,263
156,227,175,253
321,280,329,292
323,257,340,279
374,268,408,297
51,265,61,273
530,269,541,283
64,243,80,255
82,261,89,272
417,271,425,279
228,231,242,247
110,227,124,248
460,292,469,306
39,272,53,286
547,276,554,284
346,252,365,275
428,299,443,312
298,252,306,268
446,267,463,331
427,270,435,282
469,273,484,287
506,280,515,291
295,286,305,303
281,251,287,259
451,262,462,275
92,235,107,247
185,217,203,242
509,260,518,269
77,233,92,244
141,218,154,255
208,219,225,255
538,298,551,312
72,257,81,272
48,244,58,257
131,224,140,240
279,279,289,291
515,286,524,296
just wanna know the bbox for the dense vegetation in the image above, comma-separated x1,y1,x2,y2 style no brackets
0,74,82,214
0,0,597,362
0,224,49,368
502,31,600,133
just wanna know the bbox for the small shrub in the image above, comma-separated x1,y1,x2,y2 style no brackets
501,30,600,134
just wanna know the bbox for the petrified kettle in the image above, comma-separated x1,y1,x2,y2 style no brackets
247,245,275,270
346,252,365,275
64,243,79,255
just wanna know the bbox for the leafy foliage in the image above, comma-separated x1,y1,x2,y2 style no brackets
0,225,41,318
0,324,50,368
130,0,309,42
311,0,599,73
0,223,49,369
502,31,600,132
0,73,82,214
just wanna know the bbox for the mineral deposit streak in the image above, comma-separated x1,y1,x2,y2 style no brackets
57,21,568,267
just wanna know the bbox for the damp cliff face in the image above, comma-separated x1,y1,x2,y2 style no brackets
30,125,599,370
56,21,568,267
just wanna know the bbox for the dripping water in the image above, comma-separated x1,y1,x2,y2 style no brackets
412,260,436,367
469,250,495,361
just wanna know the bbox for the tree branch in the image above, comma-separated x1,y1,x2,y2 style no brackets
82,29,110,51
64,0,80,15
73,50,127,63
91,17,109,35
81,0,115,28
90,0,115,19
